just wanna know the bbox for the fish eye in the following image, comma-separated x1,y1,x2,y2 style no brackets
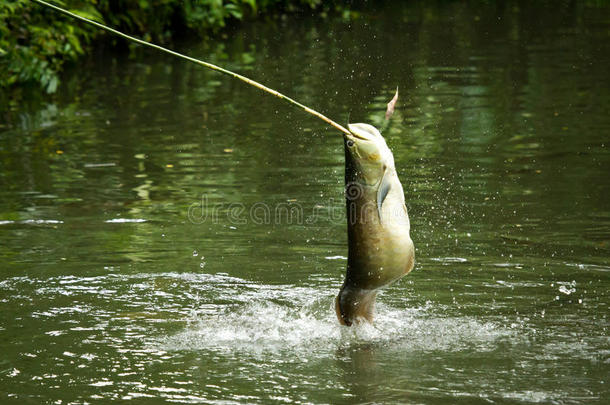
346,139,355,147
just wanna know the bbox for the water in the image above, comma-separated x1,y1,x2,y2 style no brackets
1,1,609,403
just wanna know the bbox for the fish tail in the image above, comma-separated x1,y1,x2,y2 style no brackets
335,286,377,326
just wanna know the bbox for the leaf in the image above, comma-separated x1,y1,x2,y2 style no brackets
385,87,398,120
46,76,58,93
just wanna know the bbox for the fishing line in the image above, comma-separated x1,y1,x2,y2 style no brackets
31,0,351,136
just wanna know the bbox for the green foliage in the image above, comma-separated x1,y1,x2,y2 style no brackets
1,0,101,93
0,0,341,94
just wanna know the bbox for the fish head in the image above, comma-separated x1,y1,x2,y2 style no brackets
344,123,394,186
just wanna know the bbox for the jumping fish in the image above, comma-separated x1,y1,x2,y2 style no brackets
32,0,415,328
335,123,414,326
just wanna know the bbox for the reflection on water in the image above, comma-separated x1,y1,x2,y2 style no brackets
0,269,605,403
1,0,609,403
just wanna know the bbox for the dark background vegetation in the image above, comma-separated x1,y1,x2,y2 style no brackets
0,0,348,95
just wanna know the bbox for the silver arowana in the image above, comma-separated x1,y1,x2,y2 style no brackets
336,123,415,326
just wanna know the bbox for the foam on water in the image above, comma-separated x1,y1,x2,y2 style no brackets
1,271,517,359
161,284,515,356
104,218,147,223
0,219,64,225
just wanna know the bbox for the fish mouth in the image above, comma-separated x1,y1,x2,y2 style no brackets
347,132,368,141
346,123,376,141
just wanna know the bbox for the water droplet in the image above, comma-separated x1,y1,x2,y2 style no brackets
193,250,198,257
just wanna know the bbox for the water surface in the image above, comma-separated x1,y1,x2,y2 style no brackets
1,1,609,403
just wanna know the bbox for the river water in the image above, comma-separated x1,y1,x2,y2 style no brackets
1,1,609,403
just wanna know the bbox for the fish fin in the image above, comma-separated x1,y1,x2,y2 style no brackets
377,168,392,224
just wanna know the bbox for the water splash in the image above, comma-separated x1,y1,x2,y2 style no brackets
161,288,514,356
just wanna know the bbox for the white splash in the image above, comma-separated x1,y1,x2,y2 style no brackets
160,289,513,356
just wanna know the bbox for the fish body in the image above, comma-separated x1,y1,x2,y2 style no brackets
336,123,414,326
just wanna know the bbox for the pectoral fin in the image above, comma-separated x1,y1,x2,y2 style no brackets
377,168,392,223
